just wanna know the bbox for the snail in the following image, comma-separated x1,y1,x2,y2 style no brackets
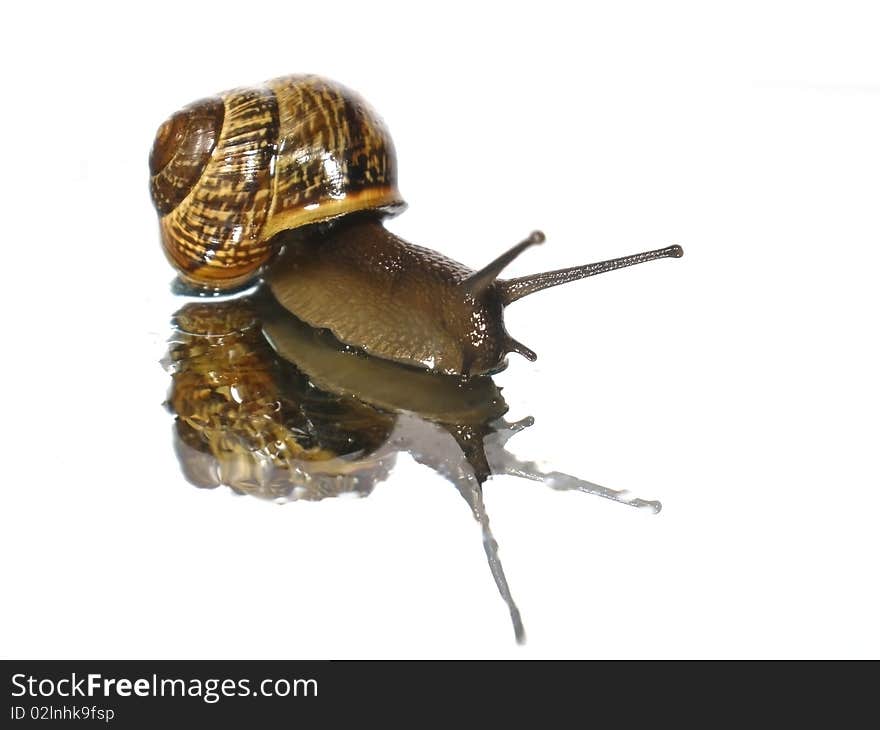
150,74,682,376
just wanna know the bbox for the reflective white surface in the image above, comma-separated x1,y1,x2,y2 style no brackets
2,0,879,658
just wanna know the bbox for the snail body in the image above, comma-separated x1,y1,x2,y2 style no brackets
267,215,679,375
150,74,682,376
268,216,515,375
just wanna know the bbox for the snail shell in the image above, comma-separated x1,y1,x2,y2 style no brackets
150,75,404,290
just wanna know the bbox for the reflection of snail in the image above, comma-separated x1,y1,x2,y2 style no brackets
150,74,683,377
165,290,661,642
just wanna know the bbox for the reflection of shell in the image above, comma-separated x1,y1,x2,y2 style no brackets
150,75,405,290
166,300,396,501
172,421,393,501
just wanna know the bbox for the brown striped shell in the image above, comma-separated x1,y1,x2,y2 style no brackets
149,75,405,290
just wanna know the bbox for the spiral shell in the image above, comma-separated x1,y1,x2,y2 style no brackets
150,75,405,289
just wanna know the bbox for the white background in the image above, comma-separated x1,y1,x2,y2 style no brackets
1,1,878,658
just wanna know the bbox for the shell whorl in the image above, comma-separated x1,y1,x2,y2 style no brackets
150,75,405,290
